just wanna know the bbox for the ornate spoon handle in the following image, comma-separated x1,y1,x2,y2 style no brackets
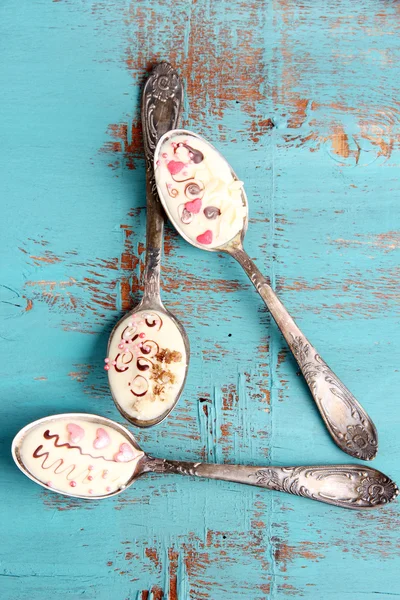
145,458,397,509
141,62,183,305
228,245,378,460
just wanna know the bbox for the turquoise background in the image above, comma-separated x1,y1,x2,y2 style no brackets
1,1,399,598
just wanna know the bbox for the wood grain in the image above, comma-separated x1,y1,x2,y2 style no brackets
0,0,399,598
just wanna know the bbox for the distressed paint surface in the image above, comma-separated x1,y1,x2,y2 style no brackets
1,1,399,598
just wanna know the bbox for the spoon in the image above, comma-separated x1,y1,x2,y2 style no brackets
154,129,378,460
106,64,190,428
12,413,398,509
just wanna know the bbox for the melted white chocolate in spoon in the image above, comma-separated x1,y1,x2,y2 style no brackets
17,417,144,497
106,310,187,422
155,133,247,249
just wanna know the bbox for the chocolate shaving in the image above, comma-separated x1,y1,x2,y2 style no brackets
137,357,151,371
140,340,159,356
185,182,204,198
181,207,193,224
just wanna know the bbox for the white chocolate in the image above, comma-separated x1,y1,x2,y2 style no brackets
19,418,143,497
108,310,187,421
155,133,247,248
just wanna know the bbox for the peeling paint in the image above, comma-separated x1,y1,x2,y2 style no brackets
2,1,400,599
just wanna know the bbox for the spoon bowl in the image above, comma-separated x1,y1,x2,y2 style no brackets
107,303,190,428
154,129,379,461
154,129,249,251
12,413,145,500
12,413,398,509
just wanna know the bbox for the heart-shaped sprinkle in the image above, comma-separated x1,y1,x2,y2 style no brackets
185,198,202,214
114,443,135,463
167,160,185,175
196,230,213,245
67,423,84,444
93,427,111,450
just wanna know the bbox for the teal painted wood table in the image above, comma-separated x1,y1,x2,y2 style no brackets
1,1,399,598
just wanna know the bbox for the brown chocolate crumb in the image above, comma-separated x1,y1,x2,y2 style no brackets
150,363,176,396
153,384,165,397
160,371,174,384
156,348,182,364
147,346,181,398
151,363,163,380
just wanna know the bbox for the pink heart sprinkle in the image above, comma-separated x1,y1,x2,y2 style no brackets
114,443,135,463
93,428,111,450
196,230,213,245
167,160,185,175
185,198,202,214
67,423,85,444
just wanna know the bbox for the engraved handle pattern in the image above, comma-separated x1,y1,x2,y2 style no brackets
145,458,398,509
141,62,183,303
229,245,378,460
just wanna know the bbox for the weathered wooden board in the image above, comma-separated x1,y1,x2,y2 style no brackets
1,1,399,598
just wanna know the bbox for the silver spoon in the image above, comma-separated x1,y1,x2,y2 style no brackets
106,64,190,428
12,413,398,509
154,129,378,460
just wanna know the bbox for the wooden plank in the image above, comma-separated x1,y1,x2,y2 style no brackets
0,0,399,598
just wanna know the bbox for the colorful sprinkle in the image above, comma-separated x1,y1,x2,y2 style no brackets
114,443,135,462
106,486,112,492
46,481,52,487
104,365,110,371
104,358,110,364
88,475,93,481
139,332,145,338
67,423,84,444
70,481,76,488
167,160,185,175
88,465,94,471
196,230,213,245
102,470,108,479
118,343,124,349
89,489,93,495
93,427,111,450
185,198,202,214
